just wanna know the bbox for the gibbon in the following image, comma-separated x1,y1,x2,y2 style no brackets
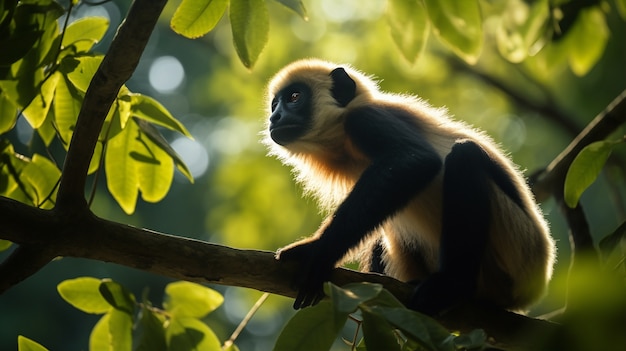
264,59,556,314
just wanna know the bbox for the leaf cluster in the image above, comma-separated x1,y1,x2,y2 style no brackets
274,283,486,351
168,0,621,74
19,278,232,351
0,0,194,218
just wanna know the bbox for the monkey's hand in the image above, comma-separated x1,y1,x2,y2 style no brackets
276,240,334,309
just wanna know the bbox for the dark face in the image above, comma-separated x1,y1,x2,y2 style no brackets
269,82,312,146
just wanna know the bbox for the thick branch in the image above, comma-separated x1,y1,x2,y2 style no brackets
56,0,167,210
0,245,55,293
0,196,557,348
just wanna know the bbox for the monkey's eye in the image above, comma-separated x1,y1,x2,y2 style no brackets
289,92,301,103
271,98,278,112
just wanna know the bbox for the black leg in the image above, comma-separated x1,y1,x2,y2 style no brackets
410,140,492,314
369,237,386,273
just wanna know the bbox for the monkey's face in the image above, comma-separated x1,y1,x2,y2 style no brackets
268,82,313,146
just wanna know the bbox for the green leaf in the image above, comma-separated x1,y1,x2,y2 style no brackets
36,108,56,146
0,239,12,252
599,221,626,257
496,0,550,63
0,29,43,66
0,140,28,198
116,87,132,129
57,277,111,314
369,306,453,351
164,281,223,318
54,74,82,145
0,77,38,110
273,301,346,351
274,0,308,20
105,119,140,214
105,116,183,213
326,282,383,314
171,0,229,38
133,123,175,203
108,309,133,351
135,305,167,351
564,140,619,208
453,329,486,350
387,0,429,64
361,307,402,351
129,93,191,137
423,0,482,64
566,6,609,76
135,118,194,183
62,17,109,53
64,55,103,92
35,6,62,68
99,279,136,314
17,336,49,351
362,288,405,308
20,154,60,208
88,141,103,175
229,0,269,68
90,314,111,351
166,317,222,351
0,89,18,134
88,311,133,351
22,71,60,129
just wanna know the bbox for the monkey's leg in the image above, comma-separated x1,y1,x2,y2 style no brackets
410,140,492,314
368,237,386,273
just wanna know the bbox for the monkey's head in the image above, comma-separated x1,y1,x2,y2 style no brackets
264,59,377,153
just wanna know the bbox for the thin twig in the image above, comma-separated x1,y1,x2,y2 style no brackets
222,293,270,350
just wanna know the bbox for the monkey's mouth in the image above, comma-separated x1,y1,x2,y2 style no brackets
269,125,304,146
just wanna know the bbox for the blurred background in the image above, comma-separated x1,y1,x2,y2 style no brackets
1,0,625,350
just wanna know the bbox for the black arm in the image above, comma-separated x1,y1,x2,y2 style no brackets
317,106,442,261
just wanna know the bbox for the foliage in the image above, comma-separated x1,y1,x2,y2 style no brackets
0,0,193,216
42,278,229,351
170,0,306,68
564,138,625,208
274,283,486,351
169,0,616,71
1,0,625,350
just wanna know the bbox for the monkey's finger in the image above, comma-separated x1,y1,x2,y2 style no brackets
311,290,325,306
293,290,307,309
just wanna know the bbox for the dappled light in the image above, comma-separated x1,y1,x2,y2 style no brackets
149,55,186,93
171,137,209,179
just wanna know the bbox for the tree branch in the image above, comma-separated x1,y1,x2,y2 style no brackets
0,245,55,293
532,89,626,202
56,0,167,210
445,56,582,137
0,195,557,348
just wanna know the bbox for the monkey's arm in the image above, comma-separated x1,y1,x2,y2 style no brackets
278,106,442,308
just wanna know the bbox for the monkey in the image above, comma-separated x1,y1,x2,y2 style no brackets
264,58,556,315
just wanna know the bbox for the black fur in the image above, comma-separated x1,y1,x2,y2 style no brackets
369,238,386,274
329,67,356,107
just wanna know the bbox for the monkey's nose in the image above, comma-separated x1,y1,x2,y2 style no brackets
270,111,281,123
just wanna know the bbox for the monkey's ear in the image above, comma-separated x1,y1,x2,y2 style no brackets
330,67,356,107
